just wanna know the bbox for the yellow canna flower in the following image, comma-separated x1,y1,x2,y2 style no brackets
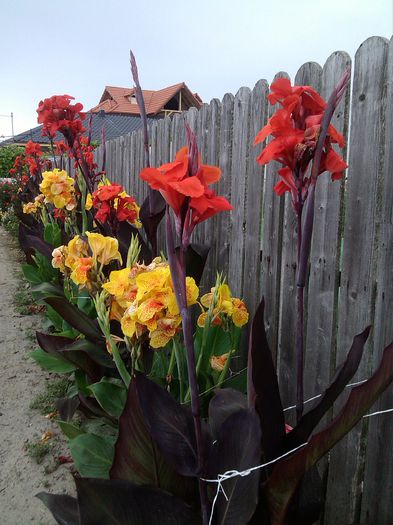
232,298,249,327
149,316,181,349
121,303,139,338
135,266,171,301
210,353,230,372
40,169,76,210
70,257,94,285
51,245,68,272
186,277,199,306
85,193,93,210
86,232,122,266
65,235,89,270
102,268,137,309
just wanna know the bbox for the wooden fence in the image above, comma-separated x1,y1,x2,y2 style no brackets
95,36,393,525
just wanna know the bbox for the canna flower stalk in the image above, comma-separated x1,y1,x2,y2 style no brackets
141,123,232,524
254,68,351,421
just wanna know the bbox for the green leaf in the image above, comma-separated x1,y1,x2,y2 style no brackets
22,263,43,285
69,433,114,479
88,379,127,418
44,222,62,247
29,348,77,373
57,420,85,439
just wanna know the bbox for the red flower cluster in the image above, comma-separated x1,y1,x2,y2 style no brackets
37,95,85,144
92,183,140,226
254,78,347,208
79,136,97,170
140,147,232,234
25,140,43,157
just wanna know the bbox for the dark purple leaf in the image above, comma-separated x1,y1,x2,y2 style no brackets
64,338,115,369
208,389,247,438
208,408,261,525
135,372,199,476
286,326,371,449
36,492,79,525
247,298,285,461
76,477,201,524
265,339,393,524
43,297,102,342
175,243,210,286
117,220,152,264
36,332,101,381
139,194,166,251
56,397,80,422
110,378,197,504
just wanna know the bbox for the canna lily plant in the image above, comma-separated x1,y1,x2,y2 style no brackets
14,56,393,525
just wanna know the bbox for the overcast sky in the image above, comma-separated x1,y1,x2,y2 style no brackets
0,0,391,139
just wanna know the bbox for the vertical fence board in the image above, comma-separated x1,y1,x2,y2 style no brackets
203,98,221,290
242,79,268,315
325,36,389,525
259,73,287,362
360,35,393,525
215,93,234,279
304,52,351,401
227,87,252,297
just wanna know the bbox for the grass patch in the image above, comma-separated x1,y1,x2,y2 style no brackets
30,378,70,415
25,441,50,464
14,288,33,315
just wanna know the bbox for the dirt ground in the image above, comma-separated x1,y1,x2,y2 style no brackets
0,227,74,525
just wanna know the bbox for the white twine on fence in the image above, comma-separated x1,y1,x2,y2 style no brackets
283,379,368,412
202,442,308,525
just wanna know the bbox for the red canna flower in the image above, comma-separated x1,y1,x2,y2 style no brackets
93,183,123,203
254,78,347,211
140,145,232,236
37,94,85,145
25,140,43,157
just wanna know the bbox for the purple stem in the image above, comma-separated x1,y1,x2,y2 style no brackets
295,67,351,420
165,208,209,525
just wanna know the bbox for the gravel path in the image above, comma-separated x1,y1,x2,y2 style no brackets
0,227,74,525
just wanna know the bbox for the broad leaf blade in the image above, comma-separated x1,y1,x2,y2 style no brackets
135,372,199,476
208,388,247,438
209,408,261,525
36,492,79,525
110,378,197,503
286,326,371,449
247,298,285,460
36,331,102,381
29,348,77,373
44,297,102,342
88,379,127,417
69,433,114,479
76,478,201,525
265,340,393,524
56,397,80,422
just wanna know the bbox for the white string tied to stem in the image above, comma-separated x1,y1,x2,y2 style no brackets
202,442,308,525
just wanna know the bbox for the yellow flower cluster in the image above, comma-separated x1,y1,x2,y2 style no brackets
103,258,199,348
40,169,76,210
22,194,45,214
52,232,122,286
197,283,249,328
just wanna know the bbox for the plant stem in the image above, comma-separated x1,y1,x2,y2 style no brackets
296,209,304,422
165,209,209,524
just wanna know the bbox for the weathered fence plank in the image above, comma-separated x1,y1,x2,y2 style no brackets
242,79,268,316
215,93,234,280
259,73,287,362
304,51,351,401
325,36,389,525
227,87,252,297
360,35,393,525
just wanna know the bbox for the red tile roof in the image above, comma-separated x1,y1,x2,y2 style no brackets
91,83,202,116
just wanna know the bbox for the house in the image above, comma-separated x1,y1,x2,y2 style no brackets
1,82,202,147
